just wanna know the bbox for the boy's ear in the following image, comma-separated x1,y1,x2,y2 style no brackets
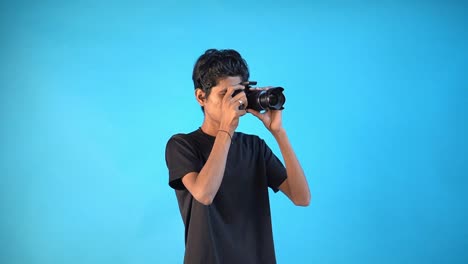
195,88,206,105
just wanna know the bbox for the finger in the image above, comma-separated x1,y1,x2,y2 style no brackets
234,98,247,111
232,100,244,111
231,93,247,104
247,109,262,119
228,97,246,112
231,93,248,110
229,85,245,96
238,109,248,116
223,85,245,102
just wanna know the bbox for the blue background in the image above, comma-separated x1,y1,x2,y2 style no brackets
1,0,467,263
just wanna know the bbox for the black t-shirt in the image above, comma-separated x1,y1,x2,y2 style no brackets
165,128,287,264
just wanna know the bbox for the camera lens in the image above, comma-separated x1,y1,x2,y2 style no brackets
268,94,278,105
247,87,285,111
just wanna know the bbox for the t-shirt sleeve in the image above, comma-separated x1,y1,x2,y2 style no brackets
165,135,203,190
260,138,287,193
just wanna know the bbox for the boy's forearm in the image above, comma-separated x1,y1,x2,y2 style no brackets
273,128,311,205
193,131,232,204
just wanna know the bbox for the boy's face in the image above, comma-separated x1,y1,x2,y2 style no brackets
201,76,243,124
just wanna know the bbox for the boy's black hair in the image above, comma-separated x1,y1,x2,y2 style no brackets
192,49,250,112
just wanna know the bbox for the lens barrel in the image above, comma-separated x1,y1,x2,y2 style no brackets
247,87,285,111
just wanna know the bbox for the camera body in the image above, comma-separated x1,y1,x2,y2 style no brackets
233,81,286,111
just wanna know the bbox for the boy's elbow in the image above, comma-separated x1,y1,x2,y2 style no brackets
193,191,214,206
294,200,310,207
294,194,311,207
199,197,214,206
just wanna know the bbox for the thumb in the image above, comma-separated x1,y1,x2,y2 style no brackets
247,109,262,119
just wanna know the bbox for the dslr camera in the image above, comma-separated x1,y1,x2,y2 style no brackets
233,81,286,111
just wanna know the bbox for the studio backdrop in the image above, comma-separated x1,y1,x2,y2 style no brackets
1,1,467,263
